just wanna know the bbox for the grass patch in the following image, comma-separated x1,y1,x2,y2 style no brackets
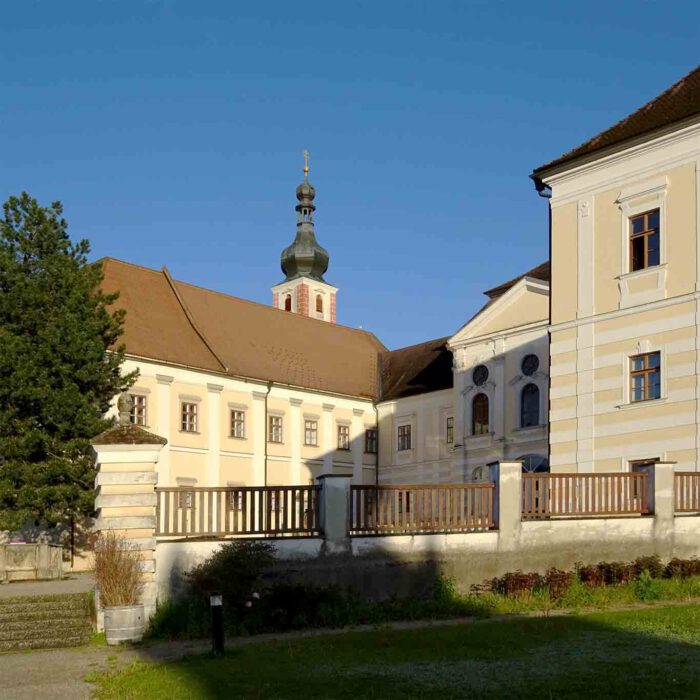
91,603,700,699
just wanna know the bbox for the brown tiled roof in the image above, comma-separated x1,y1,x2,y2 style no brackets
483,261,550,299
100,258,386,399
380,337,453,401
534,65,700,176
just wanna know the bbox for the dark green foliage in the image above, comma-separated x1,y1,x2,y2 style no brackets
185,541,276,617
0,192,135,530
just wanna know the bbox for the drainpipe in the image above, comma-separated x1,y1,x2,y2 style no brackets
534,176,553,468
263,381,272,486
373,400,379,487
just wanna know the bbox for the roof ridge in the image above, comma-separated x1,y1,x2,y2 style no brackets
385,335,451,354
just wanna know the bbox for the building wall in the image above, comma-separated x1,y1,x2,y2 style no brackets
546,121,700,473
118,358,377,488
377,389,455,484
450,324,549,479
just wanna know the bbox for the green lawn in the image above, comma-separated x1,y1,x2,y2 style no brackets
91,604,700,699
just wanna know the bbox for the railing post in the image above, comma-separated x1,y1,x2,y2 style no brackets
316,474,352,555
650,461,676,543
490,461,522,549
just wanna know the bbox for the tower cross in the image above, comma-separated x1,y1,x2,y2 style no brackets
303,149,310,179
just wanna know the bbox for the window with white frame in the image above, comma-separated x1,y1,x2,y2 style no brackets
397,424,412,451
181,402,198,432
304,419,318,446
630,351,661,402
268,415,283,443
230,410,245,438
337,424,350,450
365,428,377,454
629,209,660,272
129,394,147,426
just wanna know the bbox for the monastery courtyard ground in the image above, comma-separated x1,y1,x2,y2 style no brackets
2,603,696,699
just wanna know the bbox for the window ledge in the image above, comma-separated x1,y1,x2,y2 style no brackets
229,435,246,440
513,424,545,433
615,397,667,411
178,430,201,435
616,263,666,282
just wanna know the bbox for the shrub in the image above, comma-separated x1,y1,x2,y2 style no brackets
577,563,605,588
94,530,143,607
665,557,700,579
186,541,275,617
635,570,661,602
489,570,544,598
545,567,574,600
633,556,664,579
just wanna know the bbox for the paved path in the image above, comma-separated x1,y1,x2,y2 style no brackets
0,572,94,599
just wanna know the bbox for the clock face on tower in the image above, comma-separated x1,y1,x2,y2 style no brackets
472,364,489,386
521,354,539,376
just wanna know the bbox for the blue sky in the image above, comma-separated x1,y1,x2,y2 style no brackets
1,2,698,349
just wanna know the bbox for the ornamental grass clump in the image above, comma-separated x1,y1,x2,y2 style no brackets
94,530,143,607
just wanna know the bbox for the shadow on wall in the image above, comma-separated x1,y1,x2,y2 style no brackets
126,604,700,699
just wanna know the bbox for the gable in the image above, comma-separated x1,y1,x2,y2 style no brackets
449,278,549,346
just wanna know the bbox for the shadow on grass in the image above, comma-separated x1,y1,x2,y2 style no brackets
100,603,700,699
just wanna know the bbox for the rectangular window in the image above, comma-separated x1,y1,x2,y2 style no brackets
446,416,454,444
397,424,412,451
630,351,661,403
365,428,378,454
230,410,245,438
268,415,283,443
129,394,147,426
304,420,318,446
181,402,198,432
337,425,350,450
629,209,660,272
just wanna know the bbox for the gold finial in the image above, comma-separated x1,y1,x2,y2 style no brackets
303,149,310,180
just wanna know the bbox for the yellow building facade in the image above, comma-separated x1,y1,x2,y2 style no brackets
534,66,700,473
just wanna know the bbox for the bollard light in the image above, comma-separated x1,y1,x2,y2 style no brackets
210,593,224,655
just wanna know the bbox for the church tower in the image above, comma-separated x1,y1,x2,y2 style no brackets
272,151,338,323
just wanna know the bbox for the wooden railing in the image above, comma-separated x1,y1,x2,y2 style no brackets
350,484,495,535
675,472,700,513
155,485,321,537
522,473,649,519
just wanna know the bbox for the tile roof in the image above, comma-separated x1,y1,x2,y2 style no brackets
379,337,453,401
533,65,700,176
100,258,385,399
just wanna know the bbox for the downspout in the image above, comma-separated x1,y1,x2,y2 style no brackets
533,176,553,467
373,400,379,487
263,381,272,486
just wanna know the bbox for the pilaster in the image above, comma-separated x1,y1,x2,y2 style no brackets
252,391,268,485
206,383,223,486
290,398,303,484
155,374,174,486
351,408,364,484
322,403,335,474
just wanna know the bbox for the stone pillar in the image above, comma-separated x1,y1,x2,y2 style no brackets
317,474,351,554
490,461,522,549
155,374,174,486
650,462,676,545
205,383,223,486
351,408,364,484
92,417,166,625
252,390,268,485
290,398,303,484
322,403,335,474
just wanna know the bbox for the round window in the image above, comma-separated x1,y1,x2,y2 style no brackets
472,364,489,386
521,354,539,376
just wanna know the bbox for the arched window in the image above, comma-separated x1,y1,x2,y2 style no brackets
521,383,540,427
471,393,489,435
284,294,292,312
316,294,323,314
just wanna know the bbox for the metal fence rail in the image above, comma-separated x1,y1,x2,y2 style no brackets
522,473,649,519
350,484,495,535
675,472,700,513
155,485,321,537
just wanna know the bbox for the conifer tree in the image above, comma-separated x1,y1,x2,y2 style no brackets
0,193,135,531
